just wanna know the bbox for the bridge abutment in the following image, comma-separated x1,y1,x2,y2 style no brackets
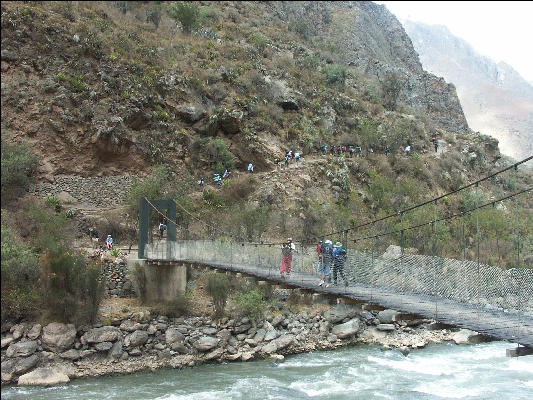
127,258,186,303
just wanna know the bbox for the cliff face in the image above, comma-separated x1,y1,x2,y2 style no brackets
1,1,471,180
404,20,533,160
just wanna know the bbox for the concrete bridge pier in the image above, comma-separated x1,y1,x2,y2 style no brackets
506,346,533,357
127,259,186,303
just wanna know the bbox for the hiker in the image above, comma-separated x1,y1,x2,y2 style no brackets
198,178,204,187
106,234,114,250
321,239,334,287
280,238,296,278
349,145,354,157
434,139,439,153
294,152,301,163
330,145,335,155
274,158,281,169
321,145,327,155
158,222,165,239
284,155,290,167
248,162,254,173
368,146,374,154
89,227,99,249
332,241,348,286
316,240,331,287
213,173,222,186
223,169,230,179
385,146,391,156
405,144,411,154
355,146,362,157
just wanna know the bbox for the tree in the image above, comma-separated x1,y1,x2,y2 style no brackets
380,72,404,111
168,2,199,34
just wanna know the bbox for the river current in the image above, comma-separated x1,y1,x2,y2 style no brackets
3,341,532,400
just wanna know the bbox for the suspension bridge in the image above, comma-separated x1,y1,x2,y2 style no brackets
133,156,533,353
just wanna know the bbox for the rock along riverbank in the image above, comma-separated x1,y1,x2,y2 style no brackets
1,302,492,386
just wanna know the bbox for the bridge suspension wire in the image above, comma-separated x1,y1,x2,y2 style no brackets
350,187,532,243
307,155,533,243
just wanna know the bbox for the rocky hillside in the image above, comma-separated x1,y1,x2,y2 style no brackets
2,1,531,253
1,1,468,180
404,20,533,161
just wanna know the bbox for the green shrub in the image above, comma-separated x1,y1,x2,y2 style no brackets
323,64,346,85
1,222,40,322
248,33,268,53
193,137,236,172
1,139,37,205
45,195,61,211
206,272,230,318
40,244,104,325
380,72,404,111
168,1,199,34
70,76,86,92
235,288,266,323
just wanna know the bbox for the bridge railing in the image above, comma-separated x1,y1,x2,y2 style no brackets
143,240,533,318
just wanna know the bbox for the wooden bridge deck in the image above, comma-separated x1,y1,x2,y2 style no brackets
150,258,533,347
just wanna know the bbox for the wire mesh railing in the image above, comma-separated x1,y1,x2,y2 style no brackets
143,239,533,319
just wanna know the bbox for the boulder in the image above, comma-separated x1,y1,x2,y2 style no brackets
18,368,69,386
171,342,189,353
6,341,38,358
165,328,185,345
94,342,113,352
452,329,481,344
324,304,358,323
119,320,145,333
193,336,218,352
204,348,224,361
60,349,81,360
376,324,396,332
14,355,39,375
27,324,42,340
261,334,294,354
108,341,123,360
218,109,243,135
377,310,399,324
1,337,15,349
81,326,122,344
125,330,148,348
42,323,77,353
331,318,363,339
176,104,206,123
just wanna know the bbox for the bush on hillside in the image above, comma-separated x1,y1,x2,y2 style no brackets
235,288,266,323
380,72,404,111
323,64,346,85
1,138,37,205
1,222,41,323
168,1,199,34
206,272,230,318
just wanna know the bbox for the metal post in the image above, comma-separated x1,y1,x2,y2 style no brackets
138,197,149,259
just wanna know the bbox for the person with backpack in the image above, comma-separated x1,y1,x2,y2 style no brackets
321,145,327,155
320,239,334,287
434,139,439,153
332,241,348,286
294,152,301,163
280,237,296,278
316,240,331,287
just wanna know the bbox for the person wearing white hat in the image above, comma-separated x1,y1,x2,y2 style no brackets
106,234,114,250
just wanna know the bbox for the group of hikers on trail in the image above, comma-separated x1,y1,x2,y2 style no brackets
279,238,348,287
89,227,114,250
320,143,413,157
274,149,301,169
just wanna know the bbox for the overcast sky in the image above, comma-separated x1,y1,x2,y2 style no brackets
376,1,533,83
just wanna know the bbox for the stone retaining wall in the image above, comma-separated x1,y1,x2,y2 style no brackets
29,175,139,208
101,259,136,298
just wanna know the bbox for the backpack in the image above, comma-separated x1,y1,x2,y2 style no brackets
322,242,333,261
282,246,292,256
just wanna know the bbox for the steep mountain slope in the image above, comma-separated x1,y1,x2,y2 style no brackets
403,20,533,161
2,1,531,259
